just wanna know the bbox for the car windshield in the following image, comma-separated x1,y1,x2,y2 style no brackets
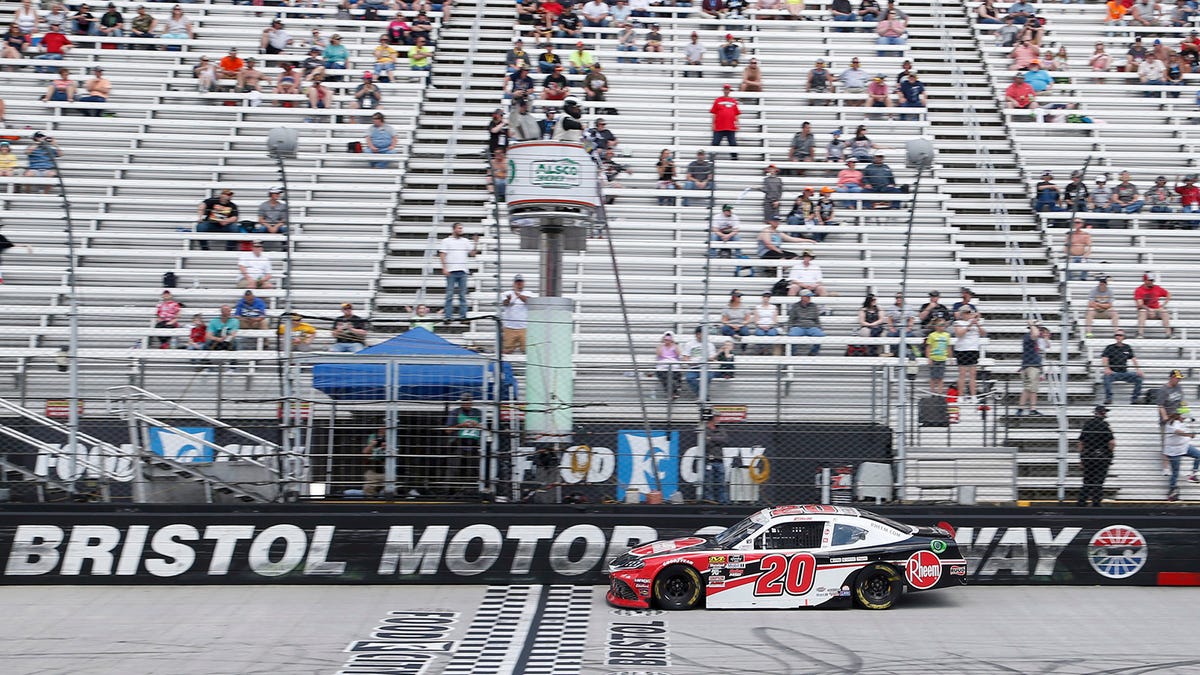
713,514,765,548
857,509,916,535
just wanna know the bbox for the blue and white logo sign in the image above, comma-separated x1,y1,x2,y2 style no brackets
1087,524,1148,579
616,430,678,502
148,427,216,464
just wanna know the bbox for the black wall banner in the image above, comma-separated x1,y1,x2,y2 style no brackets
0,505,1197,586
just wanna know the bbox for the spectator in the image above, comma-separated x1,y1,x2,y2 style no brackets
885,291,921,350
1004,73,1038,112
1007,0,1034,23
830,0,856,28
489,149,508,200
919,290,954,332
994,16,1019,48
509,100,540,141
324,34,349,77
741,58,764,92
15,0,40,35
641,24,664,56
364,112,399,169
847,124,879,161
1162,412,1200,502
154,290,182,348
582,63,608,104
44,3,68,30
74,66,111,117
710,84,741,159
786,290,824,355
655,331,684,398
786,189,817,233
1064,218,1091,281
786,250,826,296
1099,330,1143,404
838,58,870,106
0,141,16,177
1018,16,1044,47
758,220,812,261
1064,171,1089,211
1035,171,1063,212
233,289,268,332
3,25,30,62
538,43,562,74
858,0,881,21
684,31,705,77
408,36,434,78
162,5,194,42
219,47,245,80
654,148,678,205
720,290,752,339
1089,42,1112,75
866,74,892,114
360,426,388,497
718,34,741,67
875,8,907,57
628,0,652,19
757,164,783,220
407,304,438,331
568,42,594,74
500,274,536,353
1023,61,1053,92
752,291,780,337
858,294,886,355
710,204,741,256
683,149,714,207
386,16,410,46
306,75,332,111
1009,39,1037,70
206,305,239,351
196,188,239,251
129,5,156,48
1164,54,1186,98
187,313,206,352
806,59,833,105
1085,275,1120,338
977,0,1001,23
352,72,383,119
1134,273,1172,338
253,187,288,240
41,68,77,104
951,286,978,314
702,414,729,502
1077,406,1115,507
1130,0,1162,26
408,12,434,44
925,318,952,393
1105,0,1129,31
35,24,71,72
1090,175,1114,212
616,22,638,63
785,0,806,19
237,241,275,289
1139,55,1167,97
582,0,611,29
373,37,399,82
1110,171,1145,214
541,65,570,101
1125,37,1148,72
71,3,98,36
279,313,318,352
1171,0,1196,25
552,98,584,140
505,39,531,75
438,223,479,322
330,303,369,353
789,121,816,163
1175,174,1200,223
611,0,632,24
1051,46,1070,72
556,11,584,41
682,326,717,395
1146,176,1175,214
862,153,902,208
953,306,987,402
897,72,927,120
816,186,839,234
237,58,270,96
1016,322,1051,416
836,158,865,202
301,48,326,82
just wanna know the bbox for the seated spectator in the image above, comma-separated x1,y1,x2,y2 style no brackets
710,204,741,257
611,0,632,23
629,0,652,18
408,12,434,44
129,5,156,48
758,219,813,260
643,23,664,55
918,290,954,333
1146,176,1175,214
758,0,782,19
858,294,885,354
1125,37,1149,72
257,187,288,237
1018,16,1044,47
752,292,780,336
1050,46,1069,71
237,241,275,289
1165,54,1187,97
616,22,639,63
702,0,728,20
683,31,704,76
977,0,1002,23
1170,0,1196,26
656,149,677,204
324,34,349,76
816,186,839,234
718,34,741,67
1085,275,1120,337
715,339,736,377
1175,174,1200,218
234,289,268,330
1035,171,1064,212
1134,273,1171,338
806,59,834,105
865,75,892,113
720,291,752,338
331,302,369,352
279,313,318,352
44,3,69,30
1110,171,1145,214
557,11,584,40
1023,61,1052,91
504,67,535,101
155,290,182,348
582,0,611,28
681,326,716,394
364,112,399,169
187,313,206,351
683,150,714,207
407,304,438,331
41,68,77,103
655,331,683,397
1089,43,1112,74
1130,0,1162,26
206,305,239,351
1009,39,1037,70
14,0,39,35
862,153,902,208
568,42,594,74
786,188,818,231
219,47,245,79
77,66,110,117
1004,73,1039,111
1090,175,1114,212
538,43,562,73
830,0,856,29
352,72,383,119
836,158,865,196
787,290,824,355
409,36,435,80
1105,0,1129,30
3,25,30,62
194,55,220,93
897,71,926,119
196,188,239,251
838,58,870,105
875,9,907,57
386,16,411,45
275,63,300,100
71,3,98,36
1139,55,1167,97
0,141,17,177
994,16,1019,48
163,6,195,42
306,75,332,110
237,58,271,95
374,36,399,82
786,250,826,296
505,39,532,75
1007,0,1034,23
34,24,72,72
543,65,570,100
582,63,608,103
301,48,327,81
741,58,764,92
858,0,881,21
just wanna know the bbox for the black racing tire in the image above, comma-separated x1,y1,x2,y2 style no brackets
652,564,704,610
853,563,902,610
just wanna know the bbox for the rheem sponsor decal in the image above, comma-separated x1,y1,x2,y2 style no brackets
1087,525,1148,580
905,550,942,590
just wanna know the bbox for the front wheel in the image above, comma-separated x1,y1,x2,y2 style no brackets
853,563,902,610
653,564,703,610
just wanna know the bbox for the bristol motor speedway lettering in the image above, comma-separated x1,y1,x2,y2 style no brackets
953,526,1082,577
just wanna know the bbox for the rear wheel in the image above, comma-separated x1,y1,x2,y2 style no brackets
653,564,703,610
853,563,902,610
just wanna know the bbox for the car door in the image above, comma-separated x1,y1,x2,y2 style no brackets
706,518,827,609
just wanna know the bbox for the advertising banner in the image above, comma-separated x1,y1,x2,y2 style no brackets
0,507,1196,586
505,142,599,211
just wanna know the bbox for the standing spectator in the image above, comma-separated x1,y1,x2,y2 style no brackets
862,153,902,208
360,427,388,497
655,331,683,398
1086,275,1121,338
364,113,398,169
539,109,557,140
438,223,479,322
234,289,267,330
702,414,728,504
759,164,783,220
331,302,369,353
752,291,780,337
1134,273,1172,338
1016,322,1050,416
789,121,816,164
500,274,536,354
552,98,584,141
683,149,714,207
1163,412,1200,501
509,100,540,141
953,307,987,403
807,59,834,106
720,290,752,339
786,290,824,355
257,187,288,237
786,250,826,296
129,5,157,48
710,204,741,256
487,109,509,155
684,31,705,77
838,58,870,105
758,220,811,261
154,290,182,348
1158,368,1186,424
681,326,717,395
925,318,952,394
1100,330,1143,404
195,188,239,251
710,84,741,160
77,67,110,117
718,34,741,67
1064,217,1091,281
206,305,239,351
443,395,484,486
236,241,274,289
919,290,954,333
35,24,71,72
741,58,764,92
1077,406,1115,507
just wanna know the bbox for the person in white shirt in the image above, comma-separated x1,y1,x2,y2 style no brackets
236,241,274,289
438,222,479,321
953,306,987,402
753,291,779,335
683,31,705,78
500,274,537,353
1163,411,1200,501
681,325,717,395
786,250,826,296
582,0,611,27
710,204,741,257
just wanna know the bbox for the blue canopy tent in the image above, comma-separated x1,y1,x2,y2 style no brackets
311,328,518,401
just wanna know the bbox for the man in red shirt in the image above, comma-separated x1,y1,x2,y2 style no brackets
1004,73,1038,110
710,83,740,160
35,23,72,73
1175,174,1199,229
1134,274,1172,338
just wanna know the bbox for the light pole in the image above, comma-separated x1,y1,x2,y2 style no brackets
267,127,297,500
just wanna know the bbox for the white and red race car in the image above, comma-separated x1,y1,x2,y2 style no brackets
606,505,966,610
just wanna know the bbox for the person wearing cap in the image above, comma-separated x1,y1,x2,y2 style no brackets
865,74,892,111
128,4,155,48
815,185,840,234
863,153,902,209
439,223,479,322
508,100,540,142
541,64,570,100
1034,171,1063,212
718,33,741,67
196,189,240,252
1134,273,1171,338
154,290,183,349
329,303,369,353
1016,321,1052,416
721,291,753,340
1110,170,1145,214
826,128,847,161
236,241,275,290
372,36,399,82
1077,406,1116,506
615,22,639,65
70,3,98,36
98,3,124,41
1100,329,1141,404
655,331,684,398
1138,54,1167,97
785,189,818,236
581,0,611,29
786,250,826,297
807,59,833,106
505,39,531,75
33,23,71,72
1158,368,1187,428
536,42,561,75
1004,72,1038,111
323,33,349,76
1023,60,1053,92
1064,218,1092,281
683,150,714,207
1088,175,1114,212
256,187,288,238
567,41,593,74
918,290,953,332
710,204,742,257
278,313,317,352
681,326,718,395
838,58,869,106
301,47,327,82
582,62,608,105
500,275,537,354
77,66,110,117
683,30,705,76
756,164,783,220
219,47,245,79
786,290,825,356
1145,175,1175,214
1063,171,1089,212
951,287,977,315
206,305,239,352
352,72,383,121
1175,175,1200,224
710,84,741,160
1086,275,1120,338
234,289,268,331
364,112,398,169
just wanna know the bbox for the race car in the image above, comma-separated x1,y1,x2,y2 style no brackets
606,504,966,610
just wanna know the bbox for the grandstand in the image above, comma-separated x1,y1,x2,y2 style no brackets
0,0,1198,504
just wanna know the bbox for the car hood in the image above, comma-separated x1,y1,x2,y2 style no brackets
627,536,715,558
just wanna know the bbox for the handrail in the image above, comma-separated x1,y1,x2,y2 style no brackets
104,385,284,455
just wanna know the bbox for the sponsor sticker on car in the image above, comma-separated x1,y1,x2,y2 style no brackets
905,550,942,590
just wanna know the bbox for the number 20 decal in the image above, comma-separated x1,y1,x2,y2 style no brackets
754,553,816,596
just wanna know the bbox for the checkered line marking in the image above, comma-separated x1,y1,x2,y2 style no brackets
442,585,541,675
519,585,593,675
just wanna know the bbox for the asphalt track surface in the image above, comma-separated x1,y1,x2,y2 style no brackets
2,585,1199,675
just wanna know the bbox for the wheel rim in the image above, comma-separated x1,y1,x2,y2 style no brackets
662,573,693,601
861,571,892,603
